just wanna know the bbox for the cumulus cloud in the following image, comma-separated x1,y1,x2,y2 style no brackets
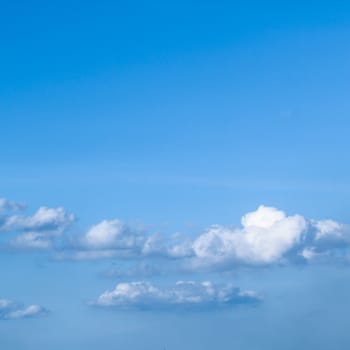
191,206,350,267
3,206,75,233
83,219,145,251
0,204,76,250
192,205,307,266
0,299,47,320
62,220,192,261
94,281,261,310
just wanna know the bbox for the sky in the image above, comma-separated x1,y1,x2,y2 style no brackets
1,0,350,349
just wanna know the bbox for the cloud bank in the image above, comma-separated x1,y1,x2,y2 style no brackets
1,197,349,271
94,281,260,310
61,205,349,270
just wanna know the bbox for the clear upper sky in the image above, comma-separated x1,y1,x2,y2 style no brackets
1,1,350,349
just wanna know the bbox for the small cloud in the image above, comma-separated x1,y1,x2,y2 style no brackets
2,206,76,251
2,206,75,233
0,299,47,320
10,232,53,250
65,220,192,261
83,219,145,251
0,198,25,215
93,281,261,310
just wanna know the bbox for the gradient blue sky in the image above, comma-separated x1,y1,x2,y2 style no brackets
1,1,350,349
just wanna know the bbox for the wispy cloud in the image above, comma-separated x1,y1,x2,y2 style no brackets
0,198,25,215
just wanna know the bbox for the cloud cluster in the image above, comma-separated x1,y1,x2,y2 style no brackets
94,281,260,310
62,205,349,270
3,197,348,314
0,299,47,320
1,197,349,270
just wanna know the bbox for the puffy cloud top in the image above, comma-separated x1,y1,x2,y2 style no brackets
193,206,307,265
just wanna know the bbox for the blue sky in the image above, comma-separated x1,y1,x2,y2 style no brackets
1,1,350,349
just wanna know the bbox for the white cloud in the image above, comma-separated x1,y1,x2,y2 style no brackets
191,206,350,268
84,219,144,250
73,220,192,260
1,205,76,250
3,206,75,233
313,219,344,240
0,198,25,215
142,232,193,258
94,281,260,309
10,232,53,250
192,205,307,265
0,299,47,320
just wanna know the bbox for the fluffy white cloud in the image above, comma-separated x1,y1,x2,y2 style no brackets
71,221,192,260
94,281,260,309
192,206,307,265
84,219,144,251
192,206,350,267
0,299,47,320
